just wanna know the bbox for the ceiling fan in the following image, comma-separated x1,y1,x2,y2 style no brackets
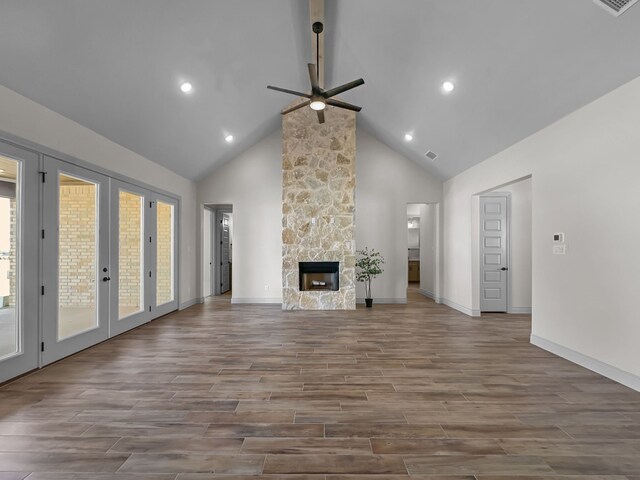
267,21,364,124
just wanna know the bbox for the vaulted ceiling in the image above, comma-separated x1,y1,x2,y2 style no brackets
1,1,639,180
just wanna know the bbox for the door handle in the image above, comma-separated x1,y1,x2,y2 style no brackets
102,276,111,282
500,267,508,271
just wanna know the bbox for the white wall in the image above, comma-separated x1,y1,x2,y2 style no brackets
196,128,442,304
197,131,283,303
443,76,640,388
203,208,212,297
355,130,442,302
420,203,438,299
0,85,198,307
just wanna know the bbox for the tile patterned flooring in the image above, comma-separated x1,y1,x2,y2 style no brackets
0,290,639,478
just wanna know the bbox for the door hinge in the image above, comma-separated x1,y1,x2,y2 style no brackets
149,236,152,243
41,342,44,352
41,229,45,239
149,306,151,312
149,271,152,278
39,171,47,183
149,201,155,208
41,285,44,295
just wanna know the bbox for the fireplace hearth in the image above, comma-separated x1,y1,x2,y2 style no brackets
299,261,339,291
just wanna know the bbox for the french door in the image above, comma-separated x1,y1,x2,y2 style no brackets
0,147,179,377
0,141,39,383
151,193,178,317
42,157,110,364
109,181,151,335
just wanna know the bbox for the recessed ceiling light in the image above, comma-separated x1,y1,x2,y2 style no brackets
404,133,413,142
0,169,5,173
225,134,234,143
180,82,193,93
442,81,455,93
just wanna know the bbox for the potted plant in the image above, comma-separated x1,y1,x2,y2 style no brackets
355,247,385,307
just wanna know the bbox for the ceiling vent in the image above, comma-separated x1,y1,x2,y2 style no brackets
425,150,438,161
594,0,639,16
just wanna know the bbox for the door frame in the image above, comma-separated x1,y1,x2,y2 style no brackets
477,192,511,314
0,140,40,383
206,204,232,297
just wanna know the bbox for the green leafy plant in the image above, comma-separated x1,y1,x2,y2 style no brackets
355,248,385,299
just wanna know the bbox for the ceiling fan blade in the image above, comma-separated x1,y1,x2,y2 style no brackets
323,78,365,99
317,109,325,124
281,100,311,115
307,63,320,91
326,98,362,112
267,85,311,98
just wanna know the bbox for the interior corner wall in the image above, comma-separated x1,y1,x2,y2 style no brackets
443,76,640,387
355,129,442,303
196,130,283,304
0,85,198,308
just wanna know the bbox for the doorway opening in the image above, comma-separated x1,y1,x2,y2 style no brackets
406,203,439,304
474,176,532,315
204,204,233,300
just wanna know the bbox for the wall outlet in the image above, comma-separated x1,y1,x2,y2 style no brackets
264,285,269,292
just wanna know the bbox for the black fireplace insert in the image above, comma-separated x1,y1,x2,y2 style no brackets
299,261,339,291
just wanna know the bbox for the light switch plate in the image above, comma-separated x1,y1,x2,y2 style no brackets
553,244,566,255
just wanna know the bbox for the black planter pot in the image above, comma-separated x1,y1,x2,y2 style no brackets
365,298,373,308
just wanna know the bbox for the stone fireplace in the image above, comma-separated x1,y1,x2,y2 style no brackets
281,100,356,310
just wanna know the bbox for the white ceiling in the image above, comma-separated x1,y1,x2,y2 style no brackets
1,1,639,181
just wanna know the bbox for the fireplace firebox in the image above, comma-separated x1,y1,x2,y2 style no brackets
299,262,339,291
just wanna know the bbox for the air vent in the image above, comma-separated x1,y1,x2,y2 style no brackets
425,150,438,161
594,0,639,16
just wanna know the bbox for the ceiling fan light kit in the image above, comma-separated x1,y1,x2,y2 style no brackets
267,21,364,124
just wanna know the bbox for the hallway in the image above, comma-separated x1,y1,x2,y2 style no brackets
0,295,639,477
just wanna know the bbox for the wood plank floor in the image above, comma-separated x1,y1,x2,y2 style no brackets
1,290,639,479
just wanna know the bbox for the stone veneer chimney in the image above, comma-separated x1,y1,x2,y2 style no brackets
281,101,356,310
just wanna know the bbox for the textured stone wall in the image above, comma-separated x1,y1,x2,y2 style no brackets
282,102,356,310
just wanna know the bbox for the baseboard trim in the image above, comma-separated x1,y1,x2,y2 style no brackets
418,289,440,302
231,297,282,305
179,298,200,310
440,297,481,317
356,298,407,305
509,306,532,314
531,334,640,392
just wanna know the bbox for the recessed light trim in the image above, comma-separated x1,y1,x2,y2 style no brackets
225,134,234,143
404,133,414,142
180,82,193,93
442,81,455,93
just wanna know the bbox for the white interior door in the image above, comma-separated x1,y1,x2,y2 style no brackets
41,157,110,365
0,141,39,383
109,180,152,336
480,194,509,312
151,193,178,316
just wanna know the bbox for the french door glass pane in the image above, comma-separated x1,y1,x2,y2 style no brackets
58,173,98,340
156,201,174,305
0,156,19,360
119,191,144,319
